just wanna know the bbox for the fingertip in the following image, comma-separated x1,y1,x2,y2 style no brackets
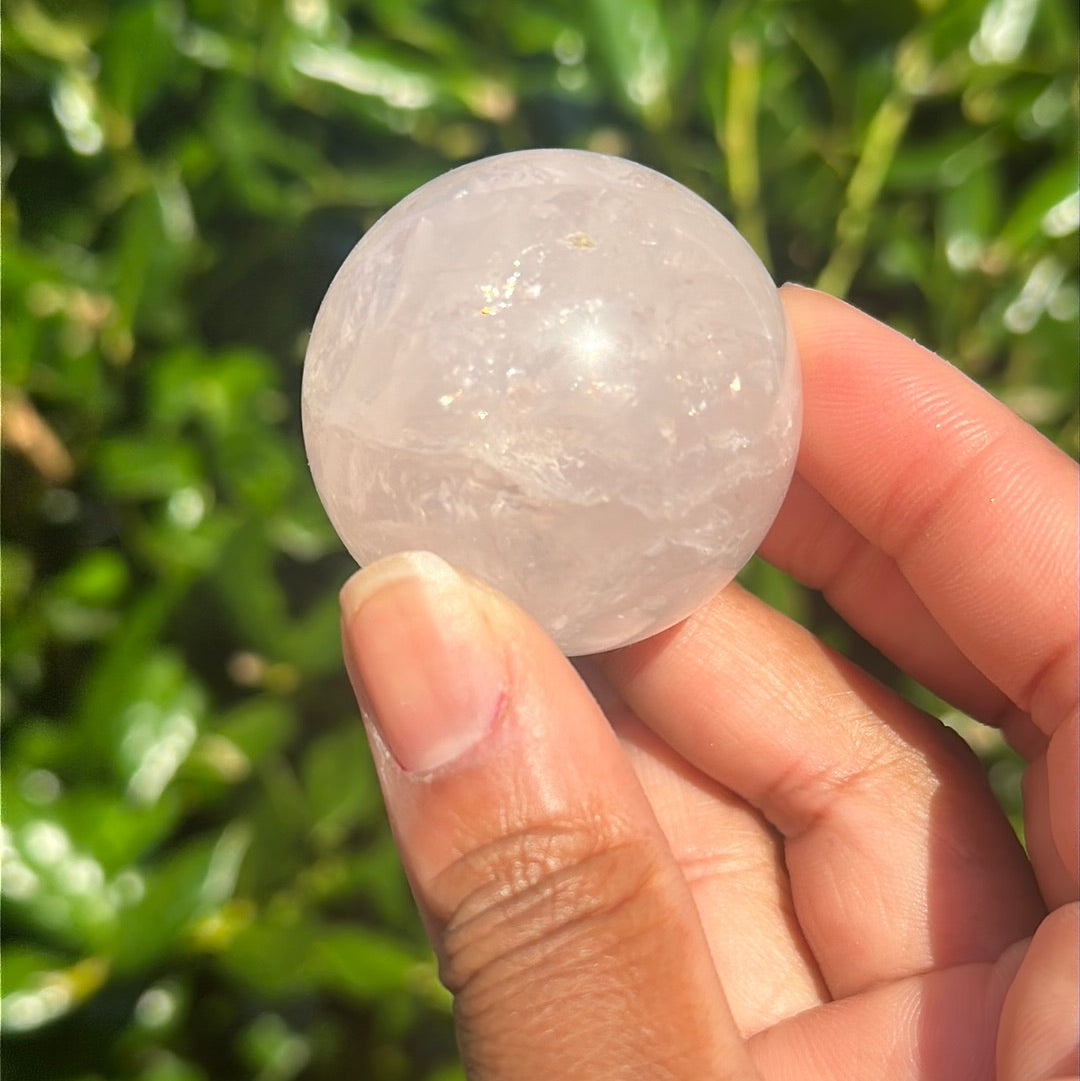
778,283,895,360
778,281,841,310
339,550,458,620
339,551,508,775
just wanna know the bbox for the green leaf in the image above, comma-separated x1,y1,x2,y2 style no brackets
221,918,417,1003
214,697,296,765
98,1,179,121
146,347,277,435
1,811,130,952
586,0,672,125
998,159,1079,252
308,925,417,1001
302,723,377,849
0,944,72,996
737,556,811,626
104,651,205,806
215,428,296,511
0,953,109,1034
240,1013,310,1081
111,189,170,333
135,1052,209,1081
219,919,318,997
94,436,204,500
46,548,129,607
937,155,1002,262
1,545,36,616
38,547,130,643
75,578,192,735
3,779,181,873
212,523,344,677
109,822,251,971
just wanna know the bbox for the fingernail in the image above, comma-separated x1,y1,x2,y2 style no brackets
340,552,505,774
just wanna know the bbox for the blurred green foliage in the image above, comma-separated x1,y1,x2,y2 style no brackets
1,0,1076,1077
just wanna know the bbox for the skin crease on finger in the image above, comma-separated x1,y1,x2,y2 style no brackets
578,658,830,1034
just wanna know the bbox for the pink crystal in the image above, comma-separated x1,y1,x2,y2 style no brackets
303,149,801,654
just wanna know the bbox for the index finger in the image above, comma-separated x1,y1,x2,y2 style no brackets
774,285,1077,740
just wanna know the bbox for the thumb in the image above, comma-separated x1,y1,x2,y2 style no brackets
339,552,755,1080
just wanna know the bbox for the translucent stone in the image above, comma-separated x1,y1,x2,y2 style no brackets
303,149,801,655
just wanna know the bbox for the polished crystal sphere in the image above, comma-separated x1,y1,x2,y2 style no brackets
303,149,801,655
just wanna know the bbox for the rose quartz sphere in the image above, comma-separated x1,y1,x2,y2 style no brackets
303,149,800,654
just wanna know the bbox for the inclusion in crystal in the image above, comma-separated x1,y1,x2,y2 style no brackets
303,149,801,654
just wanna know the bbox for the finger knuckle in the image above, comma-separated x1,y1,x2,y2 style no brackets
433,816,670,1007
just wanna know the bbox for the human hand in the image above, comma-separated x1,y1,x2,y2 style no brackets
339,286,1078,1080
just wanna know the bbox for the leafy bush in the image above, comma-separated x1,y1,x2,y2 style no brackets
1,1,1075,1078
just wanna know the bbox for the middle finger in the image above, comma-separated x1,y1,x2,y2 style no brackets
598,583,1045,998
580,660,829,1035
